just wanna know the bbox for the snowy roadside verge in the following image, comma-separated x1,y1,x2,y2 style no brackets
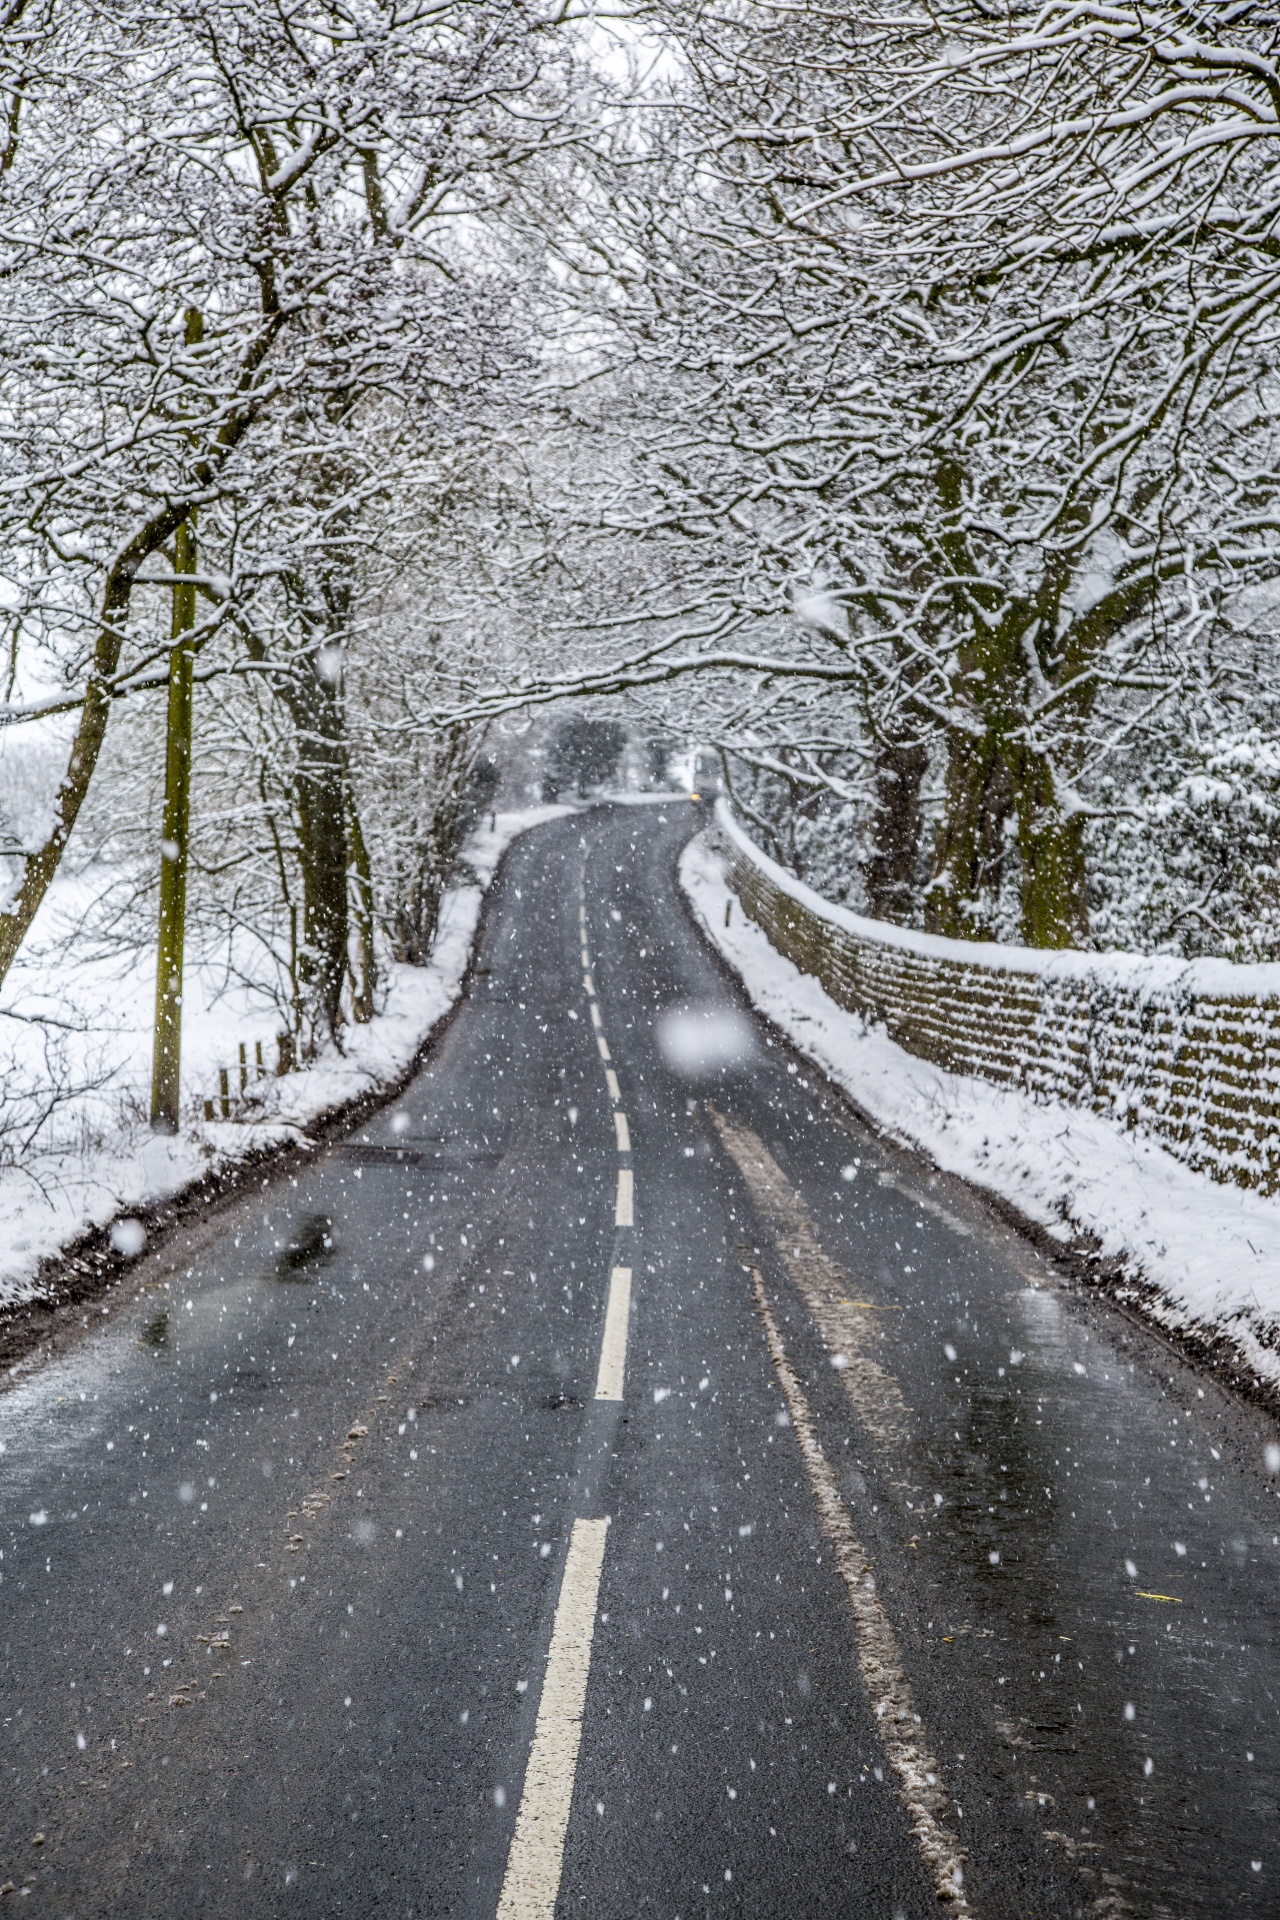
0,805,572,1316
680,833,1280,1401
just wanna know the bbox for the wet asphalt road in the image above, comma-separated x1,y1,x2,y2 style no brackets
2,802,1280,1918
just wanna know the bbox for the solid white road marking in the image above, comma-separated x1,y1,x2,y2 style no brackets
749,1270,972,1912
713,1114,910,1455
604,1068,620,1102
613,1111,630,1152
594,1267,632,1400
596,1033,611,1063
496,1518,610,1920
614,1168,633,1225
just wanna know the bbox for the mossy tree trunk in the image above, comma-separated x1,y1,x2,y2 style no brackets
239,592,374,1049
864,736,927,924
916,461,1141,949
1010,743,1089,948
0,295,285,995
346,777,376,1024
278,658,351,1052
925,729,1015,939
0,498,194,990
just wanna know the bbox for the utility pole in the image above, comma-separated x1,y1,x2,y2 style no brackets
150,308,202,1133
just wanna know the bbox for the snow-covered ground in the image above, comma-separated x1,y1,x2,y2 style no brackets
0,806,571,1309
681,834,1280,1396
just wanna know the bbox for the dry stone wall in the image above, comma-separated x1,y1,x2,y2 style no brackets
714,805,1280,1197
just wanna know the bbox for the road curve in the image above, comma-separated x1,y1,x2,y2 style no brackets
1,802,1279,1917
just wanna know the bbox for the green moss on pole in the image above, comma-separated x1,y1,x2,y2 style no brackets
149,508,197,1133
150,308,203,1134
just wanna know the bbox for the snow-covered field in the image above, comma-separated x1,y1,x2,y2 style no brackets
681,834,1280,1396
0,806,570,1309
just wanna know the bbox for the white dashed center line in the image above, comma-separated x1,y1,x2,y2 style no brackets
498,859,637,1918
593,1267,632,1400
495,1518,611,1920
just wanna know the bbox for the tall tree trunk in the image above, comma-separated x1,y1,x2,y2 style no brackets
1014,748,1089,948
346,774,376,1023
924,731,1013,939
283,665,350,1052
238,618,357,1048
149,511,198,1131
0,298,278,994
863,737,926,924
0,502,190,990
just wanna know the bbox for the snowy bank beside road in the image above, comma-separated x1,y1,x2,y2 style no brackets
681,833,1280,1398
0,806,570,1312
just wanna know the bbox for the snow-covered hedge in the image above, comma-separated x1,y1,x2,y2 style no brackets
715,802,1280,1196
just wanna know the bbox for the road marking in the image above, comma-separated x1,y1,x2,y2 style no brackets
878,1170,973,1239
496,1517,609,1920
711,1112,911,1455
576,870,633,1394
594,1267,632,1399
749,1269,971,1912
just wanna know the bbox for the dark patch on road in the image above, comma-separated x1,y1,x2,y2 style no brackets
272,1212,333,1278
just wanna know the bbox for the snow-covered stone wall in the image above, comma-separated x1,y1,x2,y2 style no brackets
714,803,1280,1196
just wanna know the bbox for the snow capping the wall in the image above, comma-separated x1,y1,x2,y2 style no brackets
681,817,1280,1396
0,805,571,1312
710,802,1280,1197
